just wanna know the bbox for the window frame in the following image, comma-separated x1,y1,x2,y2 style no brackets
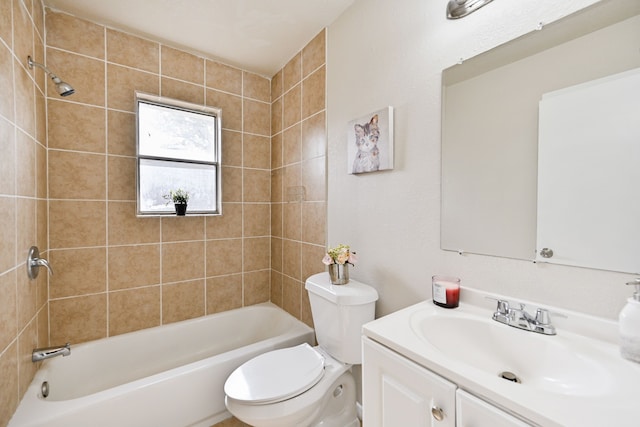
135,92,222,216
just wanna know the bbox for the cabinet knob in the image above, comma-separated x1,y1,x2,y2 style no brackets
431,406,445,421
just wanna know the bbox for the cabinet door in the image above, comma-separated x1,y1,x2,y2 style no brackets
363,337,456,427
456,390,533,427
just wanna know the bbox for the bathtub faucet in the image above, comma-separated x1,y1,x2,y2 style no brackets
32,342,71,362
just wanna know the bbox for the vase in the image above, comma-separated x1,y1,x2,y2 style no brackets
175,203,187,216
328,263,349,285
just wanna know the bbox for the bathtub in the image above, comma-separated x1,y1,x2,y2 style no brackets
9,303,315,427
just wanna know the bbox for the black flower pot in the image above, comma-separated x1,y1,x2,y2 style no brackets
174,203,187,216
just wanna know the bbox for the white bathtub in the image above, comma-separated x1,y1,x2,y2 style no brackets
9,303,315,427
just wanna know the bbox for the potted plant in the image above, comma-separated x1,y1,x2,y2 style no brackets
322,244,358,285
163,189,190,216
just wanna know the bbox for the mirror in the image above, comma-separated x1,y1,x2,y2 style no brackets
441,0,640,272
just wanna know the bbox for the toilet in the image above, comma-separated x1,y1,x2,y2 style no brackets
224,272,378,427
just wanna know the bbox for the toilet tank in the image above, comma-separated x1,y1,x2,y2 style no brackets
305,273,378,364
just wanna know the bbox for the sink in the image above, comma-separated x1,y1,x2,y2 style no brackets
410,313,612,396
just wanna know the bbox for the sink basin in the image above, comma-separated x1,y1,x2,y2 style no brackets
410,313,612,396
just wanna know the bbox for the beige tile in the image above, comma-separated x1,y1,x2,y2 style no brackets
302,66,326,119
270,270,283,308
302,29,326,78
206,238,242,277
244,134,270,169
302,156,326,202
206,274,242,314
0,44,14,121
109,286,160,335
107,29,159,73
282,239,301,280
271,132,282,169
282,276,301,318
244,203,270,237
0,118,15,195
107,63,158,112
161,77,204,105
50,294,107,344
222,130,242,167
48,100,105,152
108,244,160,290
0,0,12,51
301,243,326,283
162,280,205,324
271,203,282,238
0,197,16,272
33,34,45,93
206,89,242,131
161,46,204,85
302,111,326,160
18,319,38,396
15,130,35,197
283,53,301,93
205,202,242,239
49,200,106,248
243,169,270,202
283,84,301,129
271,96,282,136
46,10,104,59
283,203,301,241
271,237,283,272
35,141,46,199
243,99,270,136
283,124,301,166
47,48,105,107
35,85,46,144
302,202,326,245
271,69,283,102
17,266,37,330
16,197,35,258
271,168,283,203
206,60,242,95
0,270,17,351
161,215,205,242
32,0,44,44
243,71,270,102
107,201,159,245
49,150,106,200
49,247,107,298
14,60,35,137
222,166,242,203
283,163,301,191
243,237,270,271
162,241,205,283
12,0,33,76
243,270,270,305
36,199,47,250
37,306,49,350
107,110,136,156
301,289,313,328
0,343,18,427
107,155,136,201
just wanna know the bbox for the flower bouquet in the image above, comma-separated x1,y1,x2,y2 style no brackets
322,244,357,285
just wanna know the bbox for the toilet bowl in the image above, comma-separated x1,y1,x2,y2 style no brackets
225,345,358,427
223,273,378,427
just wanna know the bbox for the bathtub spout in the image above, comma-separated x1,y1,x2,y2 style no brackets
32,343,71,362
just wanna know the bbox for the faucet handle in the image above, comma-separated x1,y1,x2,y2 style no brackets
535,308,551,325
485,297,510,314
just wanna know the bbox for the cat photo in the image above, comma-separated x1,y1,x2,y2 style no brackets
347,107,394,174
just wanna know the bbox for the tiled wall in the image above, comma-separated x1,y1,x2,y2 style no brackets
269,30,327,326
0,0,48,424
45,10,273,344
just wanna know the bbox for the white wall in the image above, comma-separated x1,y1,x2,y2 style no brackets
327,0,635,320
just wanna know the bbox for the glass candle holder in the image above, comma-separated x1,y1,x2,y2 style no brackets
432,275,461,308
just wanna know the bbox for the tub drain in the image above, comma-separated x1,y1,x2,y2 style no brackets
499,371,521,384
41,381,49,398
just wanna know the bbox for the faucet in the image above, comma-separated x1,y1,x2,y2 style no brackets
32,343,71,362
491,300,560,335
27,246,54,280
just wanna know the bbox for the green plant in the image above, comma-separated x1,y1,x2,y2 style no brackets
163,188,190,204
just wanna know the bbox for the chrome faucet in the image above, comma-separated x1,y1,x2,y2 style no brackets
491,300,560,335
32,343,71,362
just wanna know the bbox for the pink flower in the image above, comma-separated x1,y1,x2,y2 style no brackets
322,254,333,265
348,252,358,265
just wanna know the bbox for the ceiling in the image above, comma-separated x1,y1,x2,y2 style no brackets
43,0,355,77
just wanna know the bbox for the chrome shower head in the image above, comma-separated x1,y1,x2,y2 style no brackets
27,56,75,97
447,0,495,19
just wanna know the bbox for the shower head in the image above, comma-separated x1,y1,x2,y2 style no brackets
447,0,495,19
27,56,75,97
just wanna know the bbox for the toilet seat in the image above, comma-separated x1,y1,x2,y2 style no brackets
224,343,325,404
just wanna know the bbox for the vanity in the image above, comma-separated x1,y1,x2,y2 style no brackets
361,289,640,426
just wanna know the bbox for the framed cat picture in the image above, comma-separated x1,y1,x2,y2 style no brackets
347,106,394,174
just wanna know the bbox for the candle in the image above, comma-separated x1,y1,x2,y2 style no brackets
432,275,461,308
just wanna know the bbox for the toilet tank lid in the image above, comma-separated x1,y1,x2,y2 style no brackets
305,273,379,305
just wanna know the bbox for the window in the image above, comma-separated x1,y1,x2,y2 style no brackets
136,92,222,216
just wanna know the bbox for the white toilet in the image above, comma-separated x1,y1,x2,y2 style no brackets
224,272,378,427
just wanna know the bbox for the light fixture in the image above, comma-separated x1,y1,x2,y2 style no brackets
27,56,75,97
446,0,495,19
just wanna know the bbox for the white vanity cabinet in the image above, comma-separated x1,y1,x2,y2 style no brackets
363,337,531,427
